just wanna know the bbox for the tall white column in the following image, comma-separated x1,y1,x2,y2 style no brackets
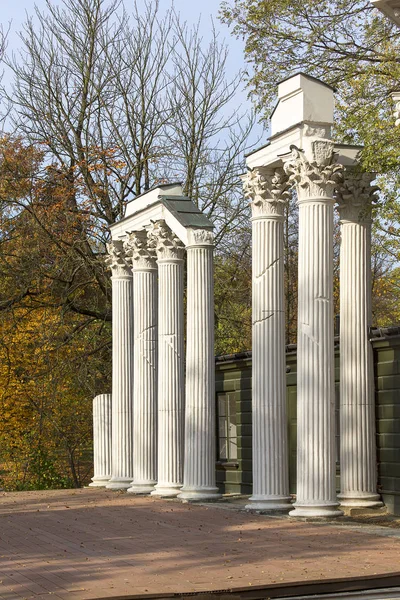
242,168,291,511
124,231,158,495
89,394,112,487
337,172,382,508
284,141,344,518
150,221,185,498
179,229,221,502
105,241,134,490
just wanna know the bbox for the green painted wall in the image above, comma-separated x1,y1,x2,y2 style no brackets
373,335,400,515
215,333,400,515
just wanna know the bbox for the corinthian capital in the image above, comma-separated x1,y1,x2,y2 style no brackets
187,228,214,247
336,171,379,223
149,220,185,261
124,230,157,271
284,141,343,201
105,240,131,278
243,167,290,218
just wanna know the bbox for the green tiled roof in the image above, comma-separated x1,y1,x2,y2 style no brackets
162,196,213,230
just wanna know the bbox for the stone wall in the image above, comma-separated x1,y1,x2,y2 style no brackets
215,330,400,515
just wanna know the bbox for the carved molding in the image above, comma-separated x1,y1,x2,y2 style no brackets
243,167,290,218
336,171,379,223
105,240,131,277
187,228,214,247
284,141,343,201
124,230,157,270
149,220,185,261
304,124,331,138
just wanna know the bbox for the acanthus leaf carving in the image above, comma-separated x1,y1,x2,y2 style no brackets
284,141,344,201
243,167,290,218
105,240,131,277
148,220,185,260
336,171,379,223
124,230,157,270
187,228,214,246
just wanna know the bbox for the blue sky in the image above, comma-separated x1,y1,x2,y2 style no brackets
1,0,265,144
2,0,246,80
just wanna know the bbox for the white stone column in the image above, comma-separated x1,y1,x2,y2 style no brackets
284,141,344,518
89,394,112,487
105,241,134,490
124,231,158,495
242,168,291,511
336,172,382,508
150,221,185,497
178,229,221,502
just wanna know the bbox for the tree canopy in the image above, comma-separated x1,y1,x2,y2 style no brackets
220,0,400,176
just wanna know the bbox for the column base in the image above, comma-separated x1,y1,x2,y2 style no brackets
89,476,110,488
289,502,343,519
105,478,133,491
245,495,292,512
178,487,222,502
127,482,157,495
151,484,182,498
338,492,383,508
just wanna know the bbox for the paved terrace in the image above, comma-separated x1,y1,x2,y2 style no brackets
0,489,400,600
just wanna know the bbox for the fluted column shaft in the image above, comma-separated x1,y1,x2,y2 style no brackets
243,168,291,511
337,173,382,508
105,241,134,490
89,394,112,487
125,231,158,494
179,230,221,501
285,142,343,517
150,222,185,497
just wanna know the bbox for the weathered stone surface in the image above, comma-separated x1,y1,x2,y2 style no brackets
125,231,158,495
179,230,221,501
337,172,382,508
150,221,185,498
284,143,343,518
89,394,112,487
105,241,134,490
243,168,291,512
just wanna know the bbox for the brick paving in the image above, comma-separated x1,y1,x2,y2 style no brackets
0,489,399,600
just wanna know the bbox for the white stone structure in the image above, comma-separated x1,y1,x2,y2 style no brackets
245,73,363,518
371,0,400,25
337,172,382,508
179,229,221,501
151,221,185,497
90,394,112,487
284,142,343,518
105,241,134,490
108,185,218,501
124,231,158,495
242,168,291,512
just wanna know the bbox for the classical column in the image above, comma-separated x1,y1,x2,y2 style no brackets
336,172,382,508
124,231,158,495
242,168,291,511
105,240,134,490
89,394,112,487
150,221,185,497
284,141,344,517
178,229,221,502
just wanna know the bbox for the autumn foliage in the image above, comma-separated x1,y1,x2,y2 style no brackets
0,136,112,489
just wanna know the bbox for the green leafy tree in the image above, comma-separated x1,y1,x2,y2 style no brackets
221,0,400,328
